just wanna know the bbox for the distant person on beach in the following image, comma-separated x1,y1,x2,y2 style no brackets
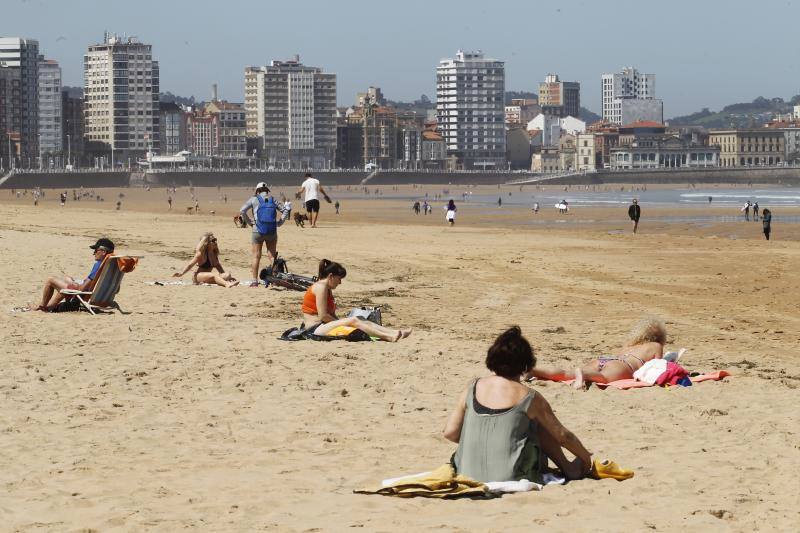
297,172,331,228
335,200,340,214
762,208,772,240
498,197,502,207
443,326,593,482
301,259,411,342
413,201,421,215
194,199,199,214
533,202,540,214
173,232,239,288
529,317,666,390
239,182,284,287
60,192,66,207
423,200,430,215
743,201,751,221
36,238,115,312
708,196,713,204
167,195,173,210
752,202,759,221
628,199,641,234
446,199,457,226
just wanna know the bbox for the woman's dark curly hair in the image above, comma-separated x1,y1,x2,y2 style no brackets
485,326,536,379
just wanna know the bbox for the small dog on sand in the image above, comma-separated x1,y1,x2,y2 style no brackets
293,212,309,227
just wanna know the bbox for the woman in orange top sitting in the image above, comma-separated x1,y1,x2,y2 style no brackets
302,259,412,342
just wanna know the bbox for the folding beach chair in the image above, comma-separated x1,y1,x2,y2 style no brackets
60,255,140,314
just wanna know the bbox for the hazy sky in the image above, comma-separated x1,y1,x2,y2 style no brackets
4,0,800,116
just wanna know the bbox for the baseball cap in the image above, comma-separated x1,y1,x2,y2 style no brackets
90,238,115,252
255,182,269,192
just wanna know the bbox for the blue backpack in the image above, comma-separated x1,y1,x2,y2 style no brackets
255,195,277,234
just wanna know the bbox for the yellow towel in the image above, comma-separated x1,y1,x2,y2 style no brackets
590,458,635,481
354,464,488,499
326,325,357,337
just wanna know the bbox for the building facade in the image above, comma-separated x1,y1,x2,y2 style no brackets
38,58,62,156
436,50,506,169
538,74,580,118
576,132,596,170
244,57,337,168
0,37,39,167
504,98,540,126
356,86,385,107
602,67,662,125
709,129,785,167
610,136,720,169
84,33,160,163
184,109,219,157
362,104,398,169
205,100,247,158
61,91,84,166
158,101,185,156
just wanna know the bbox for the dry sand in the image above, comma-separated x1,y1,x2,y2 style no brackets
1,186,799,532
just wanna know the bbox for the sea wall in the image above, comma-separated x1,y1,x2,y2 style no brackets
0,171,131,189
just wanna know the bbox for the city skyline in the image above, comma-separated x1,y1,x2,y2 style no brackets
4,0,800,117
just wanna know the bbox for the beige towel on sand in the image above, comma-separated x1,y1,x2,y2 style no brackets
354,464,488,499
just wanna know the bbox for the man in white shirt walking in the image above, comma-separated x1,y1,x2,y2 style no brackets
296,172,330,228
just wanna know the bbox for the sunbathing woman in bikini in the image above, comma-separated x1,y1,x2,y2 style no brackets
528,316,666,389
301,259,412,342
173,232,239,288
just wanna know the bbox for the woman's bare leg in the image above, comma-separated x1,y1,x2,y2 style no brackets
195,272,238,288
537,424,584,480
313,317,410,342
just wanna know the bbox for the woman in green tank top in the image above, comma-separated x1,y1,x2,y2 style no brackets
443,326,593,482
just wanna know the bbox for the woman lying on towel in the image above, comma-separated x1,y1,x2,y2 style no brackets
444,326,593,482
301,259,412,342
173,232,239,288
529,316,666,389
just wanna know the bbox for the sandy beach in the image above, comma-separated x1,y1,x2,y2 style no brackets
1,185,799,532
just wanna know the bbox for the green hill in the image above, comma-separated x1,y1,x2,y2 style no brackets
669,96,800,128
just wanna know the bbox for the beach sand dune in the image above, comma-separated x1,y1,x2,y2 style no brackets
1,189,798,532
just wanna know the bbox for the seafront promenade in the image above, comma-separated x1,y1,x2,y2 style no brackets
3,165,800,189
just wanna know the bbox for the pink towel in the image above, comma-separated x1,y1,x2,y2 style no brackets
596,371,730,390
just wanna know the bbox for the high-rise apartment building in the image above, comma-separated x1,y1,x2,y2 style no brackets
38,58,62,155
0,37,39,167
538,74,580,118
84,33,160,163
436,50,506,169
243,56,337,167
601,67,662,125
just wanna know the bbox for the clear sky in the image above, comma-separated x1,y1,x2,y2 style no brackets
4,0,799,116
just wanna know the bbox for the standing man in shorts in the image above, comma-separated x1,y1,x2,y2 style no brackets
239,182,285,286
297,172,330,228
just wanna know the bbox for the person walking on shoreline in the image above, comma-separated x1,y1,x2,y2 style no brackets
446,199,457,226
743,201,751,221
762,208,772,240
297,172,330,228
752,201,759,221
628,199,641,234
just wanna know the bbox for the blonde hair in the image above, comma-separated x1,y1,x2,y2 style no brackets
196,232,217,254
627,316,667,346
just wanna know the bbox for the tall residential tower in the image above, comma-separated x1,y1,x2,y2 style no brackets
84,33,160,163
436,50,506,169
244,56,337,168
601,67,662,125
38,58,62,155
0,37,39,168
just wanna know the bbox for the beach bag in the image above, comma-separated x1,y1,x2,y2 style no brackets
348,306,382,325
255,195,277,234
